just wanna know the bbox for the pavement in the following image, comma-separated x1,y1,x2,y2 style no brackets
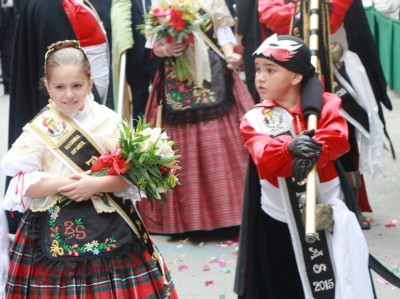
1,85,400,298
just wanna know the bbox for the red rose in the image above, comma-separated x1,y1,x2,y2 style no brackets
91,145,130,175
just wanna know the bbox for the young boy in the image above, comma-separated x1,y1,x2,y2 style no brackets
234,34,374,299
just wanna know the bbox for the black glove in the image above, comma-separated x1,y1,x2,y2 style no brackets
287,129,322,159
292,157,318,182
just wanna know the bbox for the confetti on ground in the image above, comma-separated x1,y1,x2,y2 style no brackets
176,244,184,248
223,268,231,274
390,265,400,275
385,219,398,227
376,277,389,285
203,265,210,272
205,280,214,286
178,262,188,271
216,258,226,267
198,242,204,247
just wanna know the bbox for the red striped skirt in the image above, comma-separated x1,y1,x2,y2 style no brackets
6,211,178,299
138,71,255,234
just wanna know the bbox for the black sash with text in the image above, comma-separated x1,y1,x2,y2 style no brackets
283,177,336,299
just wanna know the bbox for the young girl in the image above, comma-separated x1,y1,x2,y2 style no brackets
1,40,178,299
234,34,374,299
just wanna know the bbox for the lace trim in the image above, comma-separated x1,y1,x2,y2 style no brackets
2,171,54,213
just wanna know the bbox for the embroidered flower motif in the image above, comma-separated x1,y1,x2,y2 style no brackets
47,207,118,257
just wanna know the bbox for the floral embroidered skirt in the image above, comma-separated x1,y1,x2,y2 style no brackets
6,209,178,299
138,71,255,234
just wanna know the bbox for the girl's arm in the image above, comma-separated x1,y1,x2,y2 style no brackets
25,176,78,199
58,173,130,202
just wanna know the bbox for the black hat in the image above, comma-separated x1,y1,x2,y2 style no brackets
254,34,315,79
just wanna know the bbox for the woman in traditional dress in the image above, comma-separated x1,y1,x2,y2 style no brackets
137,0,255,234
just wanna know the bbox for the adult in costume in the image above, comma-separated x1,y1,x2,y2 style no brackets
111,0,161,122
7,0,109,233
0,0,18,95
257,0,394,229
8,0,109,149
137,0,255,234
234,34,374,299
236,0,263,103
1,40,177,298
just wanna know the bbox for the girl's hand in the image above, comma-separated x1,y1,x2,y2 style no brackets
226,52,242,70
165,42,187,57
59,172,99,202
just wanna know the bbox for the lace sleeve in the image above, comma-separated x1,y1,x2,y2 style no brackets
205,0,235,32
113,177,142,203
2,171,56,213
1,131,57,212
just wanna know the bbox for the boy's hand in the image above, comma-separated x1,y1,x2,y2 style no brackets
288,129,322,159
292,157,318,182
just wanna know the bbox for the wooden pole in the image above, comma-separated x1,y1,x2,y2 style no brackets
304,0,320,244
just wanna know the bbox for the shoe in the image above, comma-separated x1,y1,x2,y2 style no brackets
358,213,371,230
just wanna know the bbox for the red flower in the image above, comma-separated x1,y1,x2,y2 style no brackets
169,9,186,31
159,165,170,174
152,8,169,17
166,35,174,44
183,33,195,44
91,144,130,175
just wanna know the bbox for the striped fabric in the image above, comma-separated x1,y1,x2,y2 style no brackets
6,212,178,299
138,71,255,234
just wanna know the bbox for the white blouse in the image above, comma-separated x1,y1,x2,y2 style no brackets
1,97,140,213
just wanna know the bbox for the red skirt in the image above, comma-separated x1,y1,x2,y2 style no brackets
6,211,178,299
137,71,255,234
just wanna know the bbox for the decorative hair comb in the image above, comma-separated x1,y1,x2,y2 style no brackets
44,40,87,69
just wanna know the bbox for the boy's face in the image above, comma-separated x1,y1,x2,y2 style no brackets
255,57,301,101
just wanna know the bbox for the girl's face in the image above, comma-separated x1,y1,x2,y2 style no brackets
255,57,301,102
45,65,93,116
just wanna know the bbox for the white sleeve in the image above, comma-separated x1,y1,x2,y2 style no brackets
216,26,238,47
113,177,142,203
2,171,56,213
1,132,56,212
